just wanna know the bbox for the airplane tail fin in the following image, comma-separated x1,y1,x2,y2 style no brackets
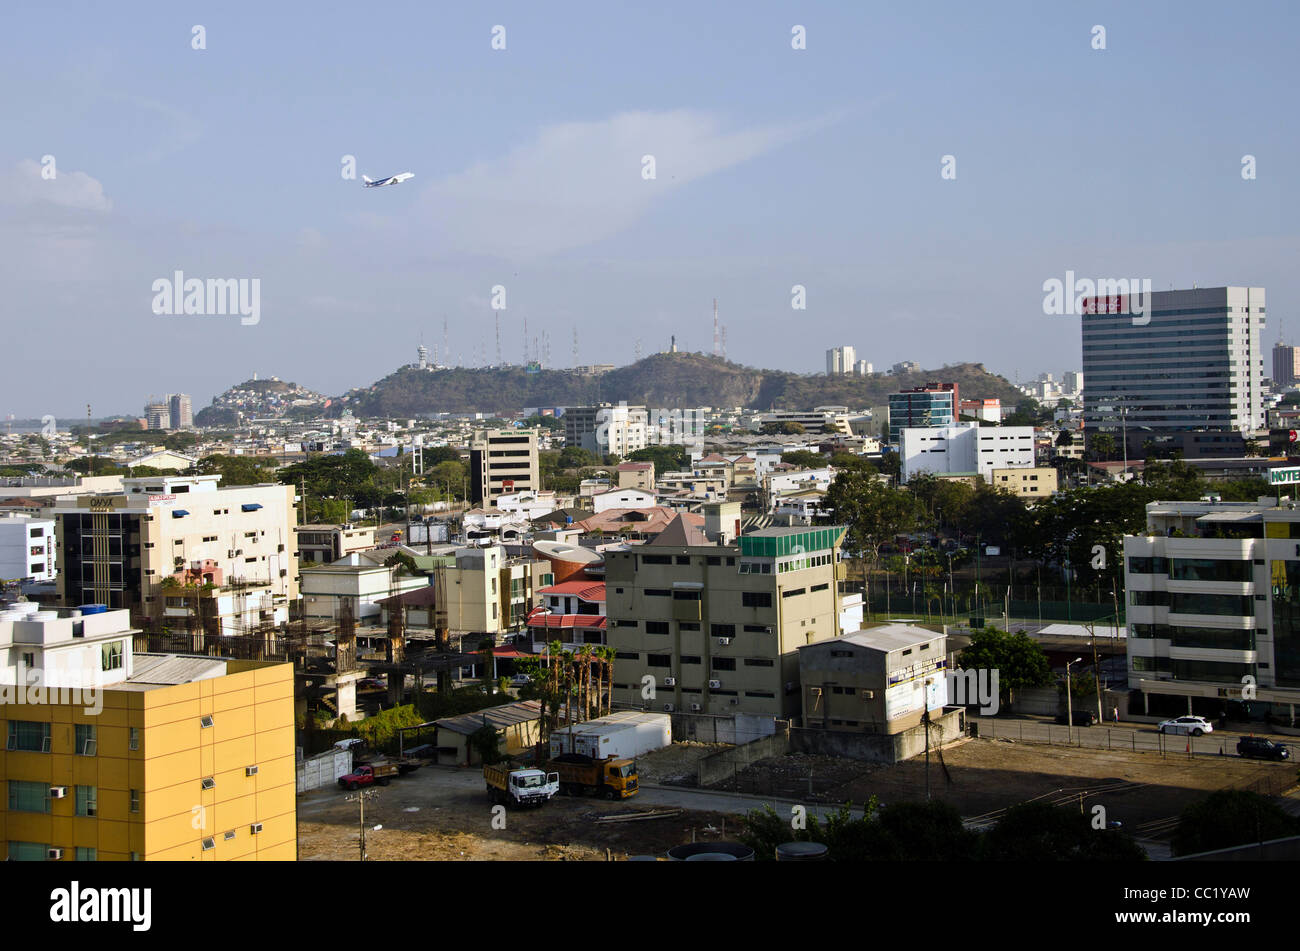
362,175,373,183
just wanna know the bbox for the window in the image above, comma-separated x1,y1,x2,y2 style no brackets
76,847,97,861
130,789,140,813
645,589,671,598
744,658,775,667
614,620,637,628
707,557,721,566
202,535,217,542
811,583,829,593
676,556,690,565
201,777,216,790
615,652,640,660
781,587,806,598
641,554,671,565
645,621,670,635
678,622,700,631
224,830,237,841
75,724,96,756
742,592,772,608
7,781,50,813
710,624,735,637
680,655,702,665
672,590,701,601
7,842,49,861
201,838,215,851
647,655,671,668
712,657,736,671
75,785,97,817
200,715,214,728
7,721,51,752
101,641,123,672
743,625,769,633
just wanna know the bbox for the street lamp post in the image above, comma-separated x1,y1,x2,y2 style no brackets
1066,656,1082,745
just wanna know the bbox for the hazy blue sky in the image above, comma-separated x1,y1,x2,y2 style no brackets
3,0,1298,418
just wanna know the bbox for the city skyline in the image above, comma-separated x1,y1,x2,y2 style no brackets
4,1,1298,419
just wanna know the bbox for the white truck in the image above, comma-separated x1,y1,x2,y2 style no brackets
548,711,672,761
483,762,560,808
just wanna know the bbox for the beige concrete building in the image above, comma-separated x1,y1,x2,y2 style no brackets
294,524,376,565
798,624,947,734
470,430,539,505
605,523,846,719
53,476,298,632
616,462,655,491
441,546,553,636
989,466,1058,499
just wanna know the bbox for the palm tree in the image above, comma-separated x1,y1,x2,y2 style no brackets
578,645,594,721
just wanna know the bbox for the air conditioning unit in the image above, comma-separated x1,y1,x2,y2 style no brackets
228,550,235,558
250,822,263,834
48,786,67,799
716,637,730,646
245,765,259,777
689,703,702,712
662,703,675,713
764,626,774,634
861,689,875,699
708,679,722,689
729,698,740,705
663,677,676,687
47,848,64,860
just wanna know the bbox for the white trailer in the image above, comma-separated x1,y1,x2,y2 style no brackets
549,712,672,761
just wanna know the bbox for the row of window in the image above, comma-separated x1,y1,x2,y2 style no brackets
7,843,104,861
618,654,775,669
621,622,774,636
612,683,776,698
7,781,140,816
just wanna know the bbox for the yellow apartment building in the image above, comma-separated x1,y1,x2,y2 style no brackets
1,605,295,860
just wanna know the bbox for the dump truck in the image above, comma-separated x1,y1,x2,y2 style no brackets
548,753,639,800
483,762,560,808
338,763,398,790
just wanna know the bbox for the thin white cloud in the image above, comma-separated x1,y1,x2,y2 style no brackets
418,109,837,258
1,159,112,212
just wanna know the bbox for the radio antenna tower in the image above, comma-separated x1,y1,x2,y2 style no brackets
720,325,728,361
572,326,579,368
495,312,502,367
712,298,721,358
442,318,449,368
542,330,550,368
522,316,529,364
634,338,643,362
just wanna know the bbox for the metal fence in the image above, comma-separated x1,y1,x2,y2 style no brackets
975,717,1300,762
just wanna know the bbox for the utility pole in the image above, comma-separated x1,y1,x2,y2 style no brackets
345,787,378,860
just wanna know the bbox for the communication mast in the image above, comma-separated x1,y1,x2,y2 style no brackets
712,298,721,357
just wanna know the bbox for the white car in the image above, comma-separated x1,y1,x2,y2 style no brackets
1157,715,1214,736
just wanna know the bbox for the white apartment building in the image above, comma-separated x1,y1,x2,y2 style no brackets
0,515,55,582
53,474,298,623
826,346,856,376
1124,496,1300,724
765,468,836,512
900,423,1035,483
564,404,648,457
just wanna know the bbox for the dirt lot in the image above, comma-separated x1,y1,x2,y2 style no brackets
712,737,1300,836
297,766,734,861
635,741,730,785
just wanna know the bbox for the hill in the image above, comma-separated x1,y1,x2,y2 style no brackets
195,377,327,427
329,354,1026,417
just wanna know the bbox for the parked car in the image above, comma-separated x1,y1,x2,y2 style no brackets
1054,710,1097,726
1156,715,1214,736
358,676,387,690
1237,736,1290,760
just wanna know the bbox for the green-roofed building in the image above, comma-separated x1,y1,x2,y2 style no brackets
605,522,850,719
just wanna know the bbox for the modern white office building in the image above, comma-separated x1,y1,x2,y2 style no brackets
1123,496,1300,724
899,423,1035,483
564,404,648,457
1082,286,1266,436
469,429,539,505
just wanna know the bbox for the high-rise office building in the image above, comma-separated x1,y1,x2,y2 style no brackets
826,346,856,376
887,383,958,444
470,429,539,505
1273,344,1300,388
143,402,170,431
1082,286,1266,436
168,393,193,430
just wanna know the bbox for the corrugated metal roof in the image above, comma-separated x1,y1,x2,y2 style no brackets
435,700,542,736
128,653,228,685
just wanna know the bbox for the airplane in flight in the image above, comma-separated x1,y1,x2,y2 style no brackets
363,172,414,188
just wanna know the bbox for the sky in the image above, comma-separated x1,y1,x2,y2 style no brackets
3,0,1298,419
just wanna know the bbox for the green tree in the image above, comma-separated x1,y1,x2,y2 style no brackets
194,454,277,486
1087,432,1116,461
557,446,601,469
981,801,1147,861
820,470,920,562
781,450,827,469
1171,790,1300,857
956,627,1053,707
626,444,690,473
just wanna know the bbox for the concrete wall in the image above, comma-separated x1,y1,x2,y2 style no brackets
296,748,353,793
669,712,778,744
696,726,791,786
789,708,966,765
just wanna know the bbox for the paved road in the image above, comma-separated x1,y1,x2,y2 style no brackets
969,714,1298,760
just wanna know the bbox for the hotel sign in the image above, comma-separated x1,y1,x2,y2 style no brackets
1269,467,1300,486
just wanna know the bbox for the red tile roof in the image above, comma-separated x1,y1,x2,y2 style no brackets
537,580,606,601
527,614,607,630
